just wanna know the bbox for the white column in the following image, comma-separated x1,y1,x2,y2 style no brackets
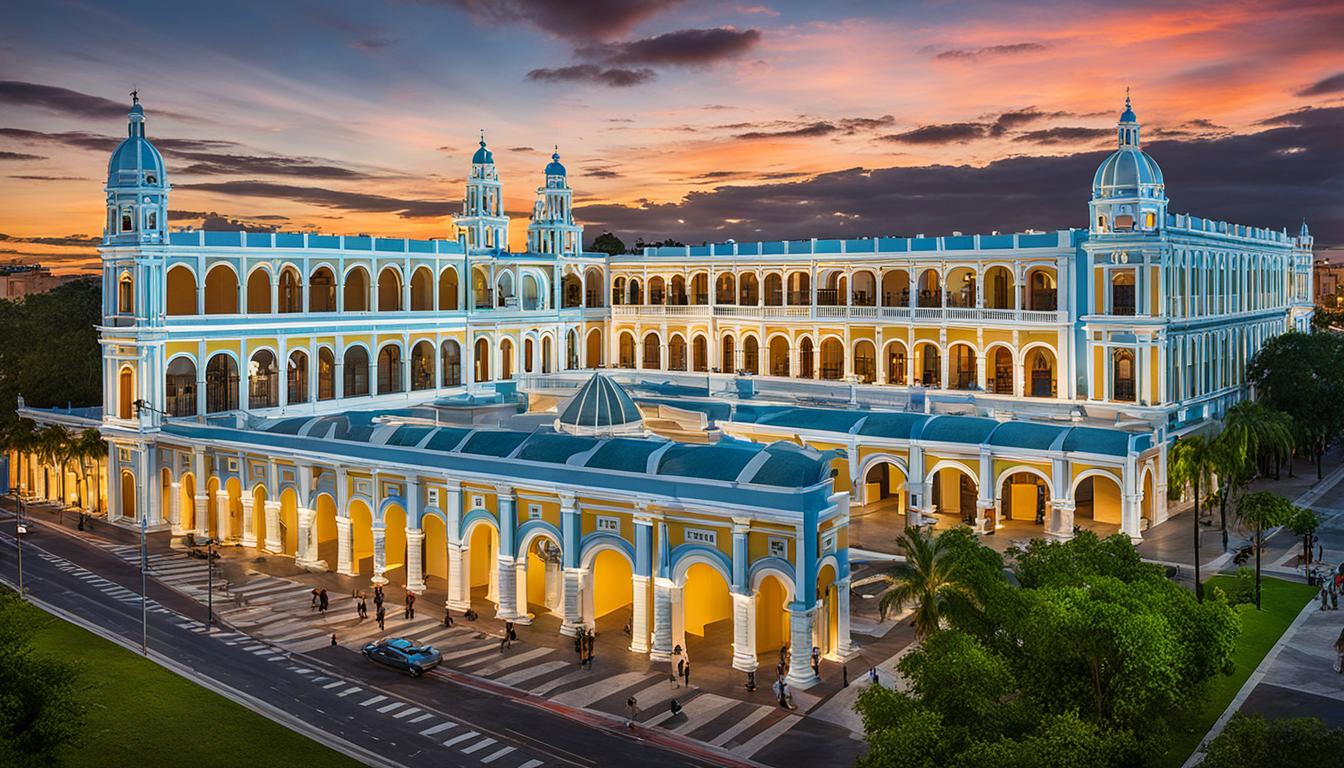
446,541,470,610
405,527,426,593
650,577,674,661
561,567,585,637
336,516,355,575
786,606,820,689
495,556,519,619
168,481,183,535
629,574,651,653
834,579,860,660
263,501,281,552
214,490,231,541
296,507,318,567
1120,493,1143,541
731,591,758,672
239,495,257,547
1048,500,1076,540
513,559,530,623
193,494,210,538
371,524,387,585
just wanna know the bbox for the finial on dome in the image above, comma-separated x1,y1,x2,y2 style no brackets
131,88,139,105
479,129,486,148
552,144,560,161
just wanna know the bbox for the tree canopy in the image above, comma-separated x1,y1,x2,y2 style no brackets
0,278,102,429
856,530,1240,768
586,231,627,256
0,590,86,766
1199,713,1344,768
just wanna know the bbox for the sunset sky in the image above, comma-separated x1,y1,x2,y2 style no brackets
2,0,1341,273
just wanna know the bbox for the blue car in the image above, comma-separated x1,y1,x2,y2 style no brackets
361,638,442,677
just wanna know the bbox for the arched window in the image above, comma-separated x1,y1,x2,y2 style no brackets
121,208,134,232
165,357,197,417
1112,349,1136,402
819,338,843,380
118,366,135,420
542,336,553,373
799,337,815,378
309,266,336,312
410,341,434,390
742,336,760,374
693,335,708,372
619,333,636,368
377,267,402,312
668,335,687,371
885,342,907,385
410,267,433,311
584,267,603,307
117,273,135,314
990,347,1014,394
438,267,459,311
344,267,370,312
474,338,491,382
205,354,239,413
165,265,197,316
377,344,403,394
344,347,369,397
278,267,302,313
917,343,941,387
248,349,279,408
764,274,783,306
203,265,239,314
854,340,875,383
498,338,515,379
287,350,309,405
720,335,735,372
317,348,335,401
585,328,603,368
246,268,272,314
950,345,976,390
642,333,661,369
441,340,462,387
1111,270,1136,316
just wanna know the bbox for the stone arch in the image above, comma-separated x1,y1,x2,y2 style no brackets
410,340,435,390
853,339,876,383
819,336,844,380
473,337,491,382
1023,344,1057,398
498,337,515,379
440,340,462,386
767,334,790,377
720,334,736,372
642,331,661,369
741,334,760,375
927,459,979,524
691,334,708,372
752,564,795,653
277,264,302,313
377,265,403,312
410,266,434,310
1072,470,1123,525
996,466,1052,524
986,343,1015,395
464,514,500,604
915,341,941,387
343,265,370,311
618,331,636,368
983,265,1014,309
858,453,909,506
438,266,459,311
798,335,815,378
308,264,337,312
585,328,604,368
667,333,688,371
165,355,197,417
584,266,603,307
949,342,977,390
205,353,240,412
248,347,280,408
120,469,137,523
884,340,908,385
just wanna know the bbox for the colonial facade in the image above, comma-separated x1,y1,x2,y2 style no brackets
10,95,1314,685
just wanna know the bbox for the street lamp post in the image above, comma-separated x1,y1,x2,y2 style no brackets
205,537,215,627
140,513,148,655
11,489,24,599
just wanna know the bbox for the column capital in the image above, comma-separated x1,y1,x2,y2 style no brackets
494,484,514,498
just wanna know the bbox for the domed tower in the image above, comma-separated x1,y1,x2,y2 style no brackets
104,93,169,246
455,134,509,251
1089,94,1166,235
527,147,583,255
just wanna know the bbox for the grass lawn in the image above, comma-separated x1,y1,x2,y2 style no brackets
1155,573,1319,768
19,600,364,768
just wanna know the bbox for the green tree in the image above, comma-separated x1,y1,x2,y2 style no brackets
1236,492,1292,609
1169,434,1216,601
586,231,627,256
0,589,86,767
1283,506,1322,566
0,279,103,431
72,428,106,514
877,526,979,639
1200,713,1344,768
1,418,38,497
1248,331,1344,480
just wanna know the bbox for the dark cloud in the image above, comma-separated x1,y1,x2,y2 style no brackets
586,169,621,178
9,174,85,180
935,42,1048,60
508,146,535,152
580,27,761,67
1297,72,1344,96
175,153,364,179
0,81,132,119
445,0,680,41
735,115,894,140
0,151,45,161
525,65,655,87
0,127,118,153
577,107,1344,250
987,107,1074,136
178,180,455,219
0,232,100,246
1013,127,1113,145
879,122,989,144
351,36,401,50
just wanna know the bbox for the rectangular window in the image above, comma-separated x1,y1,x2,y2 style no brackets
768,536,788,559
822,532,837,554
471,494,484,510
121,212,133,232
596,516,620,534
427,488,440,508
227,458,239,473
528,503,542,520
685,528,717,546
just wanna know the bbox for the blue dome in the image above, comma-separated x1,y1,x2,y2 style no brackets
556,373,643,436
106,102,165,189
1092,147,1164,198
544,150,566,177
472,139,494,165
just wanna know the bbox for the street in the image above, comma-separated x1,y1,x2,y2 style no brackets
0,506,734,768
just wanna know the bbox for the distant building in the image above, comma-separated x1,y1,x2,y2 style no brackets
1314,257,1344,308
0,261,73,299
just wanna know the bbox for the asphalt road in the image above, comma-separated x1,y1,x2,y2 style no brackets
0,508,731,768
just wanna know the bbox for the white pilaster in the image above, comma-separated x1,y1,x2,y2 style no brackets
513,559,530,624
193,494,210,538
446,541,470,610
336,516,355,576
213,490,230,542
834,579,860,660
262,500,281,553
629,574,650,653
168,481,183,535
731,591,758,672
495,557,519,619
786,605,820,689
371,524,387,585
296,507,318,567
650,577,674,661
405,527,426,593
239,495,257,547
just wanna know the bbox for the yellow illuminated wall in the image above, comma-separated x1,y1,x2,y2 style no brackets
591,549,633,619
754,574,789,652
682,563,732,637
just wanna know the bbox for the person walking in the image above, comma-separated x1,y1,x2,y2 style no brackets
443,608,454,627
376,604,386,631
318,588,329,615
500,621,515,652
1323,582,1331,611
405,590,416,620
357,592,368,620
1331,579,1340,611
311,587,320,611
674,644,685,686
681,659,691,688
625,696,638,729
811,646,821,679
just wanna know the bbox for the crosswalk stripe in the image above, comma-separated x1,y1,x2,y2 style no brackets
323,681,346,689
376,701,404,714
730,713,800,758
462,646,553,676
337,686,362,697
460,737,496,754
392,707,421,719
410,713,435,724
359,695,386,706
442,731,479,747
419,721,457,737
494,660,570,688
708,705,774,747
518,759,544,768
480,746,516,764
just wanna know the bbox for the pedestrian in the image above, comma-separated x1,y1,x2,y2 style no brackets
311,587,320,611
357,592,368,620
625,696,638,729
376,604,386,631
443,608,454,627
405,590,416,620
575,630,584,666
318,588,328,615
374,584,384,610
500,621,514,652
681,660,691,688
587,629,596,668
675,645,685,686
779,644,788,668
1322,583,1331,611
1332,580,1340,611
811,646,821,679
780,679,795,710
868,666,880,686
330,633,337,647
1319,542,1325,563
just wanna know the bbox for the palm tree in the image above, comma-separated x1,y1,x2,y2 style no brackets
1169,434,1215,602
877,526,976,639
75,429,107,516
1237,491,1291,609
3,418,38,498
